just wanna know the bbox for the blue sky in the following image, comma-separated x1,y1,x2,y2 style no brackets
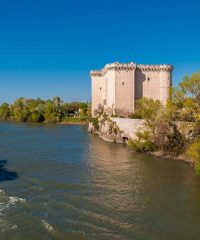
0,0,200,103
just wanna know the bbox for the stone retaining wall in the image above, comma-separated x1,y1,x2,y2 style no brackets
111,118,145,140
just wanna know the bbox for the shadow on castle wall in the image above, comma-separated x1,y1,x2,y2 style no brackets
135,69,146,99
0,160,18,182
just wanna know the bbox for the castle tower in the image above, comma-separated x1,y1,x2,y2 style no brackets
91,62,137,117
90,62,173,117
159,65,173,104
114,62,136,116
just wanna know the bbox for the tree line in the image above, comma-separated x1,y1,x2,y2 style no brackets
0,97,90,123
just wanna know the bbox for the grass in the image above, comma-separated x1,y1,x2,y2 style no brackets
61,117,87,124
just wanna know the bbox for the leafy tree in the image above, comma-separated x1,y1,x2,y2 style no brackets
128,98,162,153
0,103,11,120
173,71,200,123
44,101,59,123
0,97,89,124
79,102,89,118
11,98,28,122
134,97,162,130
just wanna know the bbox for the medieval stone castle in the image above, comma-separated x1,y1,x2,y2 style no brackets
90,62,173,117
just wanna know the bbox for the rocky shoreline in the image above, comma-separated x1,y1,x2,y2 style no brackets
88,119,127,143
88,118,193,165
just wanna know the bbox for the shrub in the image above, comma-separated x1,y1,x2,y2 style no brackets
187,139,200,174
113,127,118,135
128,130,158,153
128,139,157,152
90,118,99,130
128,112,142,119
153,120,186,155
111,114,118,117
194,162,200,175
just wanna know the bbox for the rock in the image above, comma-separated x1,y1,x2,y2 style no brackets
88,122,95,133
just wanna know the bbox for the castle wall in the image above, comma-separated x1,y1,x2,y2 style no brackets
135,69,144,99
135,66,172,103
160,70,172,104
135,68,161,100
91,62,173,117
91,74,106,116
105,69,115,109
115,69,135,115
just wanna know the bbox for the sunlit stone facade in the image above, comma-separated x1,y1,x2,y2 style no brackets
90,62,173,117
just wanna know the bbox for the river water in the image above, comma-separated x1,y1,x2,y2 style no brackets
0,122,200,240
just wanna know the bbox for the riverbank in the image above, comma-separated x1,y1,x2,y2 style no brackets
60,121,87,125
149,151,193,164
60,117,88,125
0,117,88,125
88,117,194,165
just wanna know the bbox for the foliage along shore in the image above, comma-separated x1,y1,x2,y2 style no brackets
90,71,200,174
0,97,90,124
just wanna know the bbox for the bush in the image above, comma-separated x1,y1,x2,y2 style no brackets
90,118,99,130
128,139,157,152
111,114,118,117
113,127,118,135
128,112,142,119
187,139,200,174
153,120,186,155
194,162,200,175
128,130,158,153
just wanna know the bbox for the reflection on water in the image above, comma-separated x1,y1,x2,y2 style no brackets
0,160,18,182
0,122,200,240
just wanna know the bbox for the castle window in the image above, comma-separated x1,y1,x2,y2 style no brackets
148,77,150,81
100,87,102,90
122,82,125,85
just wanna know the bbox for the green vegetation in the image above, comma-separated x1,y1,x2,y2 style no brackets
89,117,99,130
129,71,200,174
0,97,90,123
187,139,200,174
128,130,158,152
62,117,87,123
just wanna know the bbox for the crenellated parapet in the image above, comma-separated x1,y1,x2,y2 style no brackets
137,64,173,72
91,62,137,77
90,70,103,77
91,62,173,77
104,62,137,72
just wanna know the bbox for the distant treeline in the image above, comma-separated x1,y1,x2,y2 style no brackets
0,97,90,123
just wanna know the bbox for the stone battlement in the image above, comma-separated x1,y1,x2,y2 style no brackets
90,70,103,77
91,62,173,77
137,64,173,71
90,62,137,77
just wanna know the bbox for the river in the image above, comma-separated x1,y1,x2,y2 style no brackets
0,122,200,240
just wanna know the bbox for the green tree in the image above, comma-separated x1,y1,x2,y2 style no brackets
173,71,200,123
79,102,88,118
0,103,11,120
11,98,28,122
134,97,162,132
44,101,59,123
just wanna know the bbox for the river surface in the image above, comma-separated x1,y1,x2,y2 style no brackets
0,122,200,240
